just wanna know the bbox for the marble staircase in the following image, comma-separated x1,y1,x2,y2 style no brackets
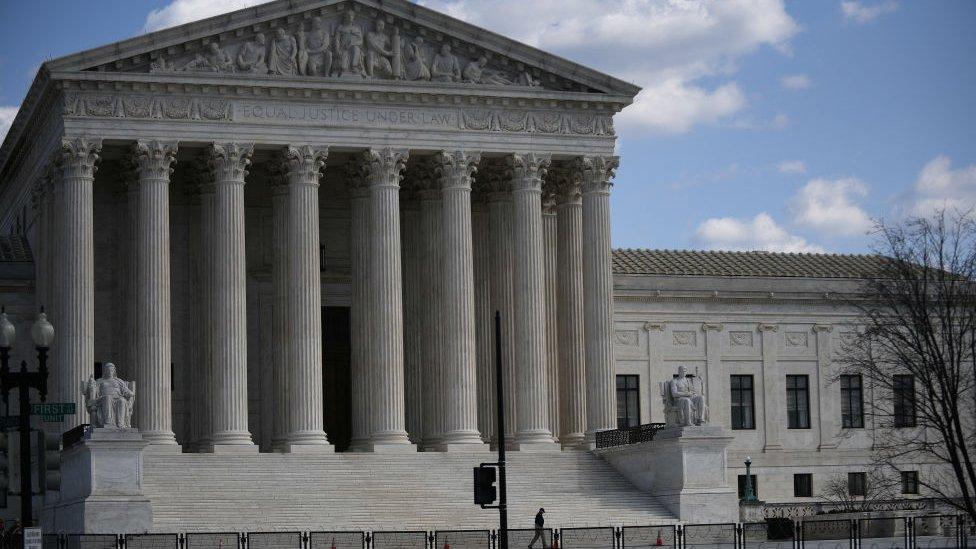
142,450,676,532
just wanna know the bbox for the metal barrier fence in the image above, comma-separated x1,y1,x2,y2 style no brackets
30,515,974,549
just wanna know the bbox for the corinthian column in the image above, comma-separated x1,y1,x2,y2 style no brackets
400,183,423,445
360,148,415,452
280,145,332,451
580,156,620,447
348,166,372,451
195,159,216,448
555,167,586,448
436,151,487,450
472,193,495,445
206,142,256,451
270,171,289,451
485,166,516,448
54,137,101,431
509,153,558,451
130,140,179,446
542,183,560,443
417,165,444,450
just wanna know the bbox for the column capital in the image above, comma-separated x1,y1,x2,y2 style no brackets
280,145,329,187
209,142,254,184
58,137,103,179
508,153,551,192
436,150,481,191
576,155,619,195
359,147,409,188
549,165,582,206
129,140,179,182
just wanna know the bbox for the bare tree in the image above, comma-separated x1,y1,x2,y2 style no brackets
820,470,898,513
839,208,976,522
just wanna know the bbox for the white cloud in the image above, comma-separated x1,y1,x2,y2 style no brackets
779,73,811,90
790,177,873,237
144,0,274,32
778,160,807,174
0,106,19,143
904,155,976,217
841,1,899,24
694,212,824,253
143,0,799,135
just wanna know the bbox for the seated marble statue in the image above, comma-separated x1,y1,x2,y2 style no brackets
664,365,708,427
82,363,135,429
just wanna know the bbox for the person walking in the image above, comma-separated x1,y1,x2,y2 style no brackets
528,508,549,549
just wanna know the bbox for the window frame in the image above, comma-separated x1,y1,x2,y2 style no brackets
848,472,867,497
793,473,813,498
901,471,919,495
786,374,811,430
615,374,641,429
840,374,865,429
730,374,756,430
893,374,917,428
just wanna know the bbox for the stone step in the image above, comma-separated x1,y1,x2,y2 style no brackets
141,451,676,532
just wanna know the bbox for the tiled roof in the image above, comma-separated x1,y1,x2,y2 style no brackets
613,249,890,279
0,234,32,262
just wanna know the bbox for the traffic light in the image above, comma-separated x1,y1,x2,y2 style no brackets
36,430,60,493
473,465,497,505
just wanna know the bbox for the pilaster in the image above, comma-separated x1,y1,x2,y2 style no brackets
814,324,836,450
701,322,726,429
758,322,782,452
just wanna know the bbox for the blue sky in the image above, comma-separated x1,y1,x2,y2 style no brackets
1,0,974,254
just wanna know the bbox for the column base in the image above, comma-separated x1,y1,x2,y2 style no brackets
285,430,331,446
365,441,417,453
141,430,179,446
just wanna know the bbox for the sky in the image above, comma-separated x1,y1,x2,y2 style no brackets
1,0,974,254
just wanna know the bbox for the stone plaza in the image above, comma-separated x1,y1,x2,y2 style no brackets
0,0,945,535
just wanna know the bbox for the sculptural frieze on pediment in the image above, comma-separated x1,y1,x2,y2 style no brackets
127,6,578,92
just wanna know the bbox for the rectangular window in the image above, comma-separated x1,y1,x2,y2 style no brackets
616,375,640,429
848,472,867,497
737,474,759,499
730,375,756,430
794,474,813,497
901,471,919,495
841,375,865,428
787,375,811,429
893,374,917,428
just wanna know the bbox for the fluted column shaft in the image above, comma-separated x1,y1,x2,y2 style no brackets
349,178,372,450
418,186,443,448
510,153,557,449
55,137,101,431
207,143,255,449
198,181,216,447
123,183,139,390
581,156,620,445
270,181,289,450
131,140,179,445
362,148,414,451
436,151,485,449
556,177,586,448
472,200,495,445
281,145,331,449
542,194,560,443
487,191,516,446
400,197,423,445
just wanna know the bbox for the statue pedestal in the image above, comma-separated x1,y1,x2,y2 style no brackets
42,428,152,534
595,425,738,523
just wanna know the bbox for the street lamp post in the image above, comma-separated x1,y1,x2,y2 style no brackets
743,456,757,502
0,309,54,527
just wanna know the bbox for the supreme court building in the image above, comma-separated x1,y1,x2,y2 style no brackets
0,0,938,534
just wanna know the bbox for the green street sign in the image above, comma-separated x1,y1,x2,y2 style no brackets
41,414,64,423
30,403,76,416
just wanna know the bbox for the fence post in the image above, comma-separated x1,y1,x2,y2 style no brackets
675,524,683,549
490,530,497,549
364,532,371,549
851,519,858,549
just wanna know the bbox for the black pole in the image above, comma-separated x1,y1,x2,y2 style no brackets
18,361,32,526
494,311,508,549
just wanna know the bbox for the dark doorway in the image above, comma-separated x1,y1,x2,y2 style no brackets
322,306,352,451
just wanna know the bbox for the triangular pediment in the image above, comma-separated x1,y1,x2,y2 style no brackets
44,0,639,97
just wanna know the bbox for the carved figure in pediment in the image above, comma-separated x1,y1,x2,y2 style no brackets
150,55,173,72
335,11,366,77
431,44,461,82
298,17,332,77
517,68,542,87
268,28,299,76
237,33,268,74
404,36,431,81
365,19,395,78
463,56,514,86
184,43,234,72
